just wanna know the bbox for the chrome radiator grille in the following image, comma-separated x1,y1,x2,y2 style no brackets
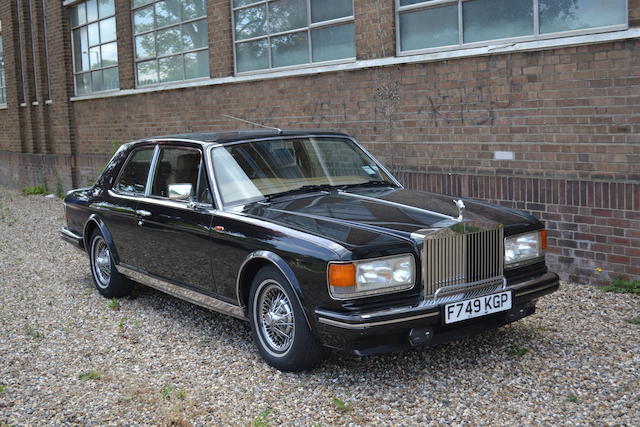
422,226,504,297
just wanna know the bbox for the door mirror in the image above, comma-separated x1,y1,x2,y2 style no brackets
167,183,193,200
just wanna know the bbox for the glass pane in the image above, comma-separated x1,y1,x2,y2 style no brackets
87,0,99,22
183,0,206,20
233,0,255,7
185,50,209,79
135,33,156,58
103,67,119,90
89,46,102,69
234,5,267,40
71,3,87,27
76,72,91,95
115,147,155,194
98,0,115,17
399,5,458,51
99,17,117,43
157,27,182,56
540,0,626,34
311,23,355,62
101,42,118,66
137,60,158,85
311,0,353,23
463,0,533,43
88,22,100,46
271,31,309,68
236,39,269,72
133,0,154,7
73,27,90,72
134,6,155,34
91,69,104,91
269,0,307,33
400,0,428,5
159,54,184,82
182,19,208,50
156,0,181,28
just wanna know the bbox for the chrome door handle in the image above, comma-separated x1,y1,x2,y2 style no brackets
136,209,151,217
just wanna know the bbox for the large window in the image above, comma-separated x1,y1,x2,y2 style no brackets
0,32,6,106
70,0,119,95
397,0,628,53
232,0,355,73
132,0,210,86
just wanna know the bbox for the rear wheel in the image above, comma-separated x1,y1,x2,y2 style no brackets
89,231,133,298
249,266,324,371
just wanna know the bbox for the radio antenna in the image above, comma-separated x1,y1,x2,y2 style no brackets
222,114,282,134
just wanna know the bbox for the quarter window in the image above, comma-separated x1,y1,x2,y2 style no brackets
0,31,6,106
113,147,155,194
232,0,355,73
132,0,210,86
397,0,628,53
70,0,119,95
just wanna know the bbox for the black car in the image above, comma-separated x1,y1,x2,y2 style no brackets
60,130,559,371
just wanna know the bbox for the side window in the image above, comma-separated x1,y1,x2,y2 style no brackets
113,147,155,194
151,147,201,199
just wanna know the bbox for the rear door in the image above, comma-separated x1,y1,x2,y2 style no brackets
134,144,216,292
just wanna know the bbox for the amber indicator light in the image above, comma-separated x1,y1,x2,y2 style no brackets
328,263,356,288
539,230,548,250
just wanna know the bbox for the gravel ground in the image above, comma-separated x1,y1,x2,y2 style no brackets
0,187,638,426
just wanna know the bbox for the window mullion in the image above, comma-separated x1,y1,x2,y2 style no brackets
458,0,463,45
533,0,539,36
307,0,312,62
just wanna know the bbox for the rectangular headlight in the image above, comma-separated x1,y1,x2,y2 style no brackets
505,230,547,267
328,254,415,299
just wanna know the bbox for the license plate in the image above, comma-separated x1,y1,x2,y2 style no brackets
444,291,512,324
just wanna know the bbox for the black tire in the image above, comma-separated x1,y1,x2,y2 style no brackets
89,230,133,298
248,266,324,371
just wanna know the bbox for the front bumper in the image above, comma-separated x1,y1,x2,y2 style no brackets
314,271,559,355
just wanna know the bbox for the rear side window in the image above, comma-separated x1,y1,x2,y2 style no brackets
113,147,155,194
151,147,201,199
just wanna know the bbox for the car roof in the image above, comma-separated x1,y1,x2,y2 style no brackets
140,129,350,145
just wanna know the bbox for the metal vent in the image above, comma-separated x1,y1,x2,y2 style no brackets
421,224,504,298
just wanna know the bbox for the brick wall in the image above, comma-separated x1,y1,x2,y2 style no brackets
0,0,638,285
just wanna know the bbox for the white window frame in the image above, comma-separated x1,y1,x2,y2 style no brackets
395,0,629,56
131,0,210,88
0,31,6,107
231,0,356,75
70,0,120,95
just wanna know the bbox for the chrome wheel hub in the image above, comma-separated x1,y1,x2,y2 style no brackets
92,238,111,287
257,282,294,353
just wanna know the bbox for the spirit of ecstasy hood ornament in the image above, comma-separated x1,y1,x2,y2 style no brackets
453,199,465,221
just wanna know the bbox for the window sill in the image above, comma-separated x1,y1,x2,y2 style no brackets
69,27,640,103
0,105,7,110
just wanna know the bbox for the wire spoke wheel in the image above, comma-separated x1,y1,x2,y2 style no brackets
257,281,295,354
92,237,111,288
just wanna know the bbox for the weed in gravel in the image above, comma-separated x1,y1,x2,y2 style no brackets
24,324,44,339
0,384,7,393
332,397,352,414
78,371,102,381
118,317,128,330
252,409,272,427
161,384,185,400
20,185,47,196
108,298,121,311
601,277,640,294
132,319,142,328
511,344,529,357
625,317,640,325
0,201,16,225
565,394,581,403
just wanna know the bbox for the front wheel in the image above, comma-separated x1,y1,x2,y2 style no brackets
249,266,324,371
89,231,133,298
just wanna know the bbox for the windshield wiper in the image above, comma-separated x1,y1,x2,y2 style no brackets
339,180,395,190
263,184,340,201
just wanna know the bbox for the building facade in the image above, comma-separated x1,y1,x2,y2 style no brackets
0,0,639,285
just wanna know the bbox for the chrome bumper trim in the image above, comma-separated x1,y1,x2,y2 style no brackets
317,312,439,330
59,227,83,240
116,264,247,321
510,272,558,293
514,281,559,297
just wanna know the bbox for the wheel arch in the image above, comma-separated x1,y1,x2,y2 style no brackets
236,250,311,328
83,215,120,264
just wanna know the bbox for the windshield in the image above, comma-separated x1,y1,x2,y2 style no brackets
211,137,395,205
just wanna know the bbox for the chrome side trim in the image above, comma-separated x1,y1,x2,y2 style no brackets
317,312,439,330
59,227,83,240
107,190,214,212
116,265,247,321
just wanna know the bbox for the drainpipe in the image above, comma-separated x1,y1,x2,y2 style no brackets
41,0,51,103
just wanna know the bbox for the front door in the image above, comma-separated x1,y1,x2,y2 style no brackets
135,145,216,292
